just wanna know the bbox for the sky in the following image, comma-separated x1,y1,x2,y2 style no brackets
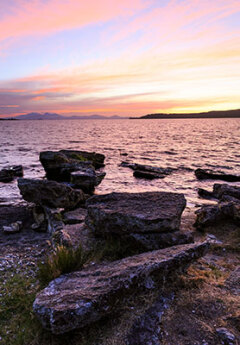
0,0,240,117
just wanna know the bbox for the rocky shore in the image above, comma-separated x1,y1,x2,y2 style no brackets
0,151,239,345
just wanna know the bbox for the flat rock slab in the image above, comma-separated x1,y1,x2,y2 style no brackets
86,192,186,234
18,178,85,209
63,208,87,224
195,168,240,182
33,241,209,334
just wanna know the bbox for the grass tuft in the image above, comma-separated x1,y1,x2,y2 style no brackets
37,245,90,288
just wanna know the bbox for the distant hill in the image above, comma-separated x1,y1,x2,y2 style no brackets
132,109,240,119
9,113,126,120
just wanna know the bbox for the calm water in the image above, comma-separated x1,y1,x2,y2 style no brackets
0,118,240,207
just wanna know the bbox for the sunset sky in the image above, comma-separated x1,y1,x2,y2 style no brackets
0,0,240,117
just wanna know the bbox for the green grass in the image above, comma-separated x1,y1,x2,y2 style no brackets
0,274,42,345
37,245,90,288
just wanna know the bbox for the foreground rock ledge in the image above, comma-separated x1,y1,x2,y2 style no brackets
33,242,209,334
86,192,186,234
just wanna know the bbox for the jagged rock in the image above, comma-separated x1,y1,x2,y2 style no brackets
194,201,240,230
2,221,22,234
213,184,240,201
0,165,23,183
43,207,64,234
32,206,47,232
128,231,194,251
63,208,87,224
126,294,174,345
86,192,186,235
195,168,240,182
71,170,106,193
40,150,105,182
121,162,173,179
216,328,236,345
18,178,85,209
33,241,209,334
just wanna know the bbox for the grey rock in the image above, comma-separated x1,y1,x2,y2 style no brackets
195,201,240,230
126,294,174,345
195,168,240,182
86,192,186,235
63,208,87,225
18,178,85,209
128,231,194,251
33,241,209,334
225,266,240,295
71,169,106,193
216,328,236,345
121,161,173,179
40,150,105,182
213,184,240,201
0,165,23,183
3,221,22,234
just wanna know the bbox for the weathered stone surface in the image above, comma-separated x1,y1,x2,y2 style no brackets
33,241,209,334
3,221,22,234
216,328,236,345
18,178,85,209
194,201,240,230
86,192,186,235
126,294,174,345
53,223,96,250
0,165,23,183
40,150,105,181
213,184,240,201
71,169,106,193
63,208,87,224
195,168,240,182
128,231,194,251
121,161,173,179
198,188,217,200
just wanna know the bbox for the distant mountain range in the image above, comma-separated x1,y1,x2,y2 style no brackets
1,112,126,120
131,109,240,119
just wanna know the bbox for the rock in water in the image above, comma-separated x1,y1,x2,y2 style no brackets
40,150,105,181
86,192,186,234
33,241,209,334
71,169,106,193
195,168,240,182
121,161,173,179
0,165,23,183
18,178,85,209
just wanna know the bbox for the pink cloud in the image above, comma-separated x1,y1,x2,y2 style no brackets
0,0,149,41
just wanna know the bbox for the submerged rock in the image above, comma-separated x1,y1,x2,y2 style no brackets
0,165,23,183
86,192,186,235
195,168,240,182
121,162,173,179
18,178,85,209
33,241,209,334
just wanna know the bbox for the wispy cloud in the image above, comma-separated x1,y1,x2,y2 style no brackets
0,0,239,116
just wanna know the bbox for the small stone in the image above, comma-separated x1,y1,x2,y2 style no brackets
3,221,22,234
216,328,236,345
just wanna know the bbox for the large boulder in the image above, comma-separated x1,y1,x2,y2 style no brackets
86,192,186,235
213,184,240,201
18,178,85,209
40,150,105,182
195,168,240,182
33,241,209,334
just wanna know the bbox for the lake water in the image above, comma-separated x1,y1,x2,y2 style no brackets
0,118,240,207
